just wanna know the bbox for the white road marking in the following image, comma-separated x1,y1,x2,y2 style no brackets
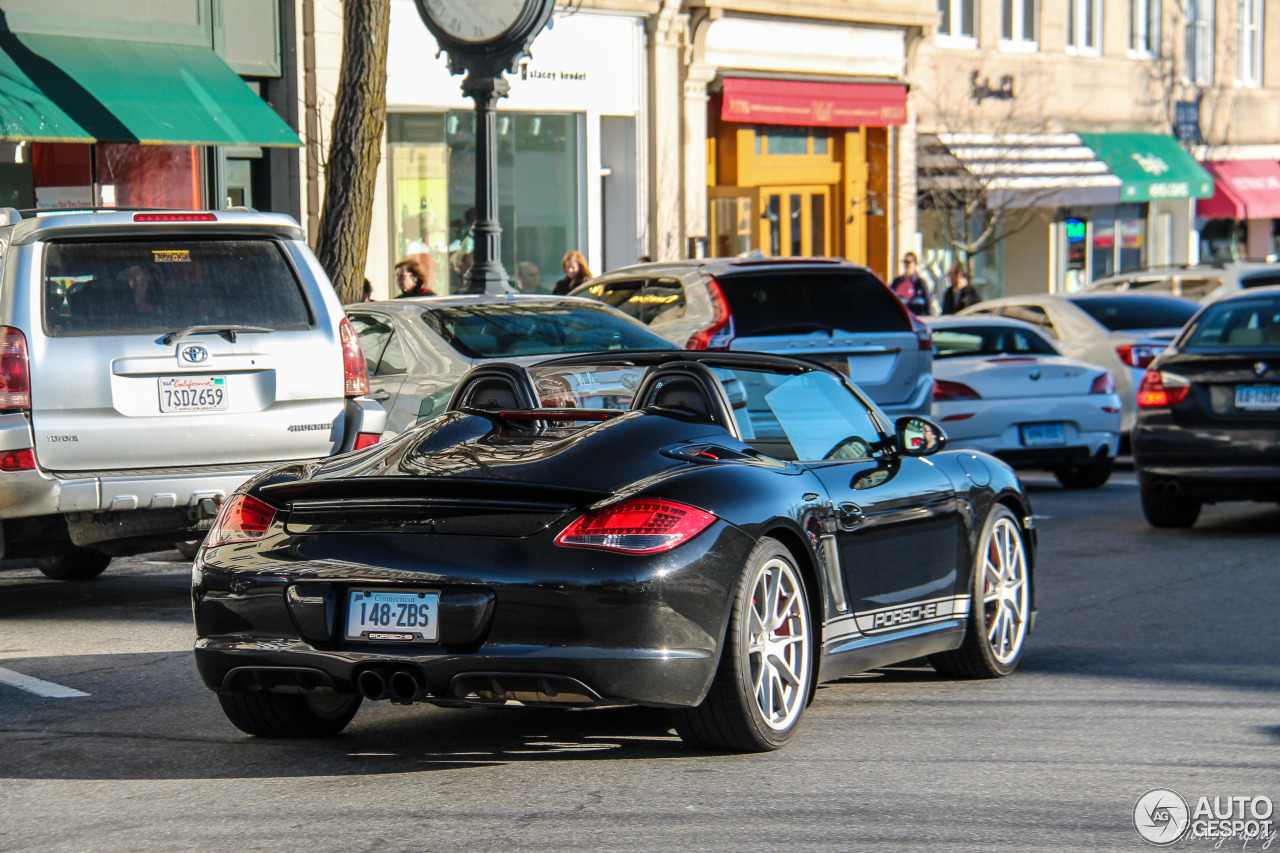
0,666,89,698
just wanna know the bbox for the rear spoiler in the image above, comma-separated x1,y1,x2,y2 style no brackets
259,475,611,508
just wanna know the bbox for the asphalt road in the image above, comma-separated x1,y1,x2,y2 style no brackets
1,471,1277,852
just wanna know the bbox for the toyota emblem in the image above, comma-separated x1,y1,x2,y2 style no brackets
1255,361,1269,376
180,345,210,364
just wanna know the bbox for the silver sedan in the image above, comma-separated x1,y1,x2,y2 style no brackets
345,294,677,436
958,292,1199,433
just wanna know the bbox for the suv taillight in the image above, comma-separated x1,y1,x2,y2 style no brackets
0,327,31,411
1116,344,1163,369
209,494,277,546
911,316,933,351
1137,369,1190,408
339,317,370,397
686,279,733,350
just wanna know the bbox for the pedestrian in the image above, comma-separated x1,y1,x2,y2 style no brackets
360,278,374,302
393,256,435,298
516,261,541,293
552,250,593,295
890,252,932,316
941,261,982,314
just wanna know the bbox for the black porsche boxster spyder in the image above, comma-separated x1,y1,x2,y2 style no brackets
193,351,1037,752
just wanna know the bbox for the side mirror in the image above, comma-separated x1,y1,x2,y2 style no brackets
894,415,947,457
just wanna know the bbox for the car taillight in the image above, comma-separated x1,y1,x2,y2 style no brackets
0,326,31,411
555,499,716,554
0,448,35,471
209,494,277,546
933,379,981,400
1137,369,1190,408
1116,344,1163,369
352,433,380,450
339,317,370,396
686,279,733,350
1090,372,1116,394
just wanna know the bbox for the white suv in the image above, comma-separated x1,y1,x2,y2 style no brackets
0,209,384,580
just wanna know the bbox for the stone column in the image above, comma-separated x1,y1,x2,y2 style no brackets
682,65,715,255
647,1,687,261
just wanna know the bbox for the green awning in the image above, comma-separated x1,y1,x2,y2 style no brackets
0,32,300,147
1078,132,1212,202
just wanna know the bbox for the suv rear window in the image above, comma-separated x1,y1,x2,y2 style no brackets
1069,295,1198,331
716,271,910,336
44,240,312,336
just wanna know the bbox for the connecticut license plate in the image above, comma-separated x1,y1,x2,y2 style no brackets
1020,422,1066,447
345,590,439,642
159,376,227,412
1235,385,1280,410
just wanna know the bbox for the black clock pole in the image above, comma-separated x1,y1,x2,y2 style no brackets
463,73,511,295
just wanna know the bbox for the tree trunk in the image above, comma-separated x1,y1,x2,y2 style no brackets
314,0,390,305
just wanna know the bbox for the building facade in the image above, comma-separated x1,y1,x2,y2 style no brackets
913,0,1280,298
0,0,299,217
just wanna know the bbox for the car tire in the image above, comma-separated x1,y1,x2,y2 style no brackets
930,506,1031,679
671,537,813,752
175,539,203,560
34,548,112,582
1052,457,1114,489
216,691,362,738
1139,485,1201,528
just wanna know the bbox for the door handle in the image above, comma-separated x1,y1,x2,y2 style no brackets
836,502,864,531
369,390,391,401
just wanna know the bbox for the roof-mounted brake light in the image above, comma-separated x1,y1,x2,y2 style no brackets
133,213,218,222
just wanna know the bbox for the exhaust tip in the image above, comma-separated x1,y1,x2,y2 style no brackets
356,669,389,701
388,668,425,702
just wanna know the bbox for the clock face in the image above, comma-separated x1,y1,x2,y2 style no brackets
421,0,528,44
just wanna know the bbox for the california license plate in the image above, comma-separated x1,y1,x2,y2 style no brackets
159,376,227,412
1235,385,1280,410
345,590,439,642
1020,422,1066,447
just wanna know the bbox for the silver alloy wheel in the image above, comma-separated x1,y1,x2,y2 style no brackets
981,516,1030,665
747,556,810,731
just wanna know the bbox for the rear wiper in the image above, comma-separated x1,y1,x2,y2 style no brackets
748,322,837,337
162,325,274,345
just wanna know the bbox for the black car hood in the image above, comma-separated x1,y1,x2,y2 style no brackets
260,410,732,505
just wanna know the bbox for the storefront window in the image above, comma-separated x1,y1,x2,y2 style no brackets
1083,204,1148,282
1200,219,1245,262
388,111,581,295
29,143,202,210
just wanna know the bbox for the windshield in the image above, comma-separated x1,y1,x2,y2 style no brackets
932,325,1058,359
43,240,312,336
422,302,676,358
527,361,884,461
1070,295,1198,331
717,271,911,336
1182,296,1280,348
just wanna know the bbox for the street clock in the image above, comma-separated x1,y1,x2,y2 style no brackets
414,0,555,77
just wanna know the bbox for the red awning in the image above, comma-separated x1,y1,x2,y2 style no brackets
720,78,907,128
1198,160,1280,220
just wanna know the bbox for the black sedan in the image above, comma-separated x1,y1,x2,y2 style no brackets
1133,285,1280,527
193,351,1037,752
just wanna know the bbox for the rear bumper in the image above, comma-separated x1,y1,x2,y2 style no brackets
1134,422,1280,501
877,374,935,419
935,397,1120,469
192,523,755,709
